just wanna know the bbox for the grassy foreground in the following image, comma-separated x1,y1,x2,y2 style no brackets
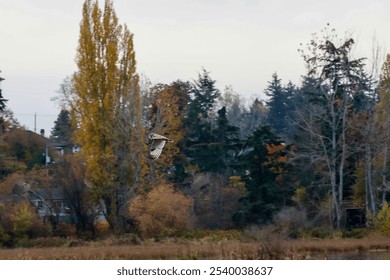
1,233,390,260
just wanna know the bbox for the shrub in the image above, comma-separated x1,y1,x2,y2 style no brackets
0,226,10,247
375,202,390,236
0,201,51,247
95,220,110,237
11,202,52,245
342,228,369,239
0,203,11,246
129,184,193,238
53,224,77,238
307,227,334,239
272,207,309,239
191,173,246,229
11,202,33,240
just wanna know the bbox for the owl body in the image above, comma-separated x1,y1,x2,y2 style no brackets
149,133,173,160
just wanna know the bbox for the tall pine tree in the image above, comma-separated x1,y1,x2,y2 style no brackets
210,106,241,174
51,109,73,145
184,69,220,172
0,72,7,112
234,126,287,226
0,72,8,134
265,73,291,136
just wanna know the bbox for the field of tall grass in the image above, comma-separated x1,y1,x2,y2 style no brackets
1,230,390,260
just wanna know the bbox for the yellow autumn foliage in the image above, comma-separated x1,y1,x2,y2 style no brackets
129,184,193,238
72,0,146,229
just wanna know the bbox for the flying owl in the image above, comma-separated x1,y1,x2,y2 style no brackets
149,133,173,160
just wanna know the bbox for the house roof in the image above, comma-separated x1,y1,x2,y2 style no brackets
25,130,68,148
8,128,68,148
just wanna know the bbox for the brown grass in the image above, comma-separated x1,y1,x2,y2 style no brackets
283,236,390,259
0,240,258,260
0,235,390,260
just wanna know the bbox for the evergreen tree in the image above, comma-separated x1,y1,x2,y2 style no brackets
0,72,7,112
208,106,241,174
234,126,287,226
265,73,292,136
283,81,297,139
0,72,8,135
51,109,73,145
184,69,220,172
188,68,220,121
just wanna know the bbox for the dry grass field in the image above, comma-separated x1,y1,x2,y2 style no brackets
1,235,390,260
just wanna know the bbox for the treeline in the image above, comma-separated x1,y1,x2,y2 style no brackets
1,1,390,242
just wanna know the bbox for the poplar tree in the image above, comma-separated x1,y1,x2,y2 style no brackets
375,54,390,205
72,0,144,231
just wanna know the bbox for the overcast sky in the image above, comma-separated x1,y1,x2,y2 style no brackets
1,0,389,136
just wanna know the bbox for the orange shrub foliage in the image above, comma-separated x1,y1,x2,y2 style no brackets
266,144,286,162
129,184,193,238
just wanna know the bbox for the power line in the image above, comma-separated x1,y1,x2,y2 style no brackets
13,113,58,117
11,112,58,136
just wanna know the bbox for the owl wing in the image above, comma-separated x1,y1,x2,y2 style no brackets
150,133,171,141
150,139,167,160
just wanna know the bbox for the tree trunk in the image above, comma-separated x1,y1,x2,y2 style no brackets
330,94,343,229
382,141,389,205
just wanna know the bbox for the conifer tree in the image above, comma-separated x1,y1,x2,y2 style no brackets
51,109,73,145
0,72,8,135
210,106,241,174
265,73,292,136
188,68,220,122
234,126,287,226
184,69,220,172
0,72,7,112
